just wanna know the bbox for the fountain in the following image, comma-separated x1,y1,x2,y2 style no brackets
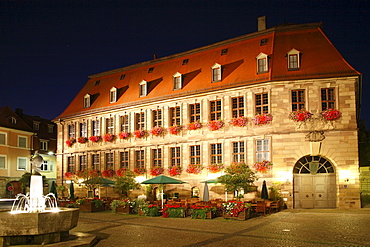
0,152,80,246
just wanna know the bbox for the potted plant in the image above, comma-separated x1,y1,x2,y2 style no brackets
64,172,74,180
321,109,342,121
229,116,248,127
222,201,251,220
253,160,273,173
186,121,202,130
113,171,139,198
150,166,164,176
118,131,130,139
77,198,105,212
149,126,164,136
133,130,146,138
103,133,115,142
252,113,273,125
190,205,216,219
141,204,161,217
207,120,224,131
186,164,204,174
102,169,115,178
167,125,182,135
289,109,312,122
168,165,182,176
77,136,88,144
162,204,185,218
206,163,224,173
89,135,101,142
116,168,127,177
134,167,146,175
111,199,134,214
66,138,76,147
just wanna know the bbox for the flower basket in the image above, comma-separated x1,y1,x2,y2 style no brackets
149,126,164,136
207,120,224,131
133,130,146,138
228,162,249,174
102,169,115,178
116,168,127,177
75,170,87,179
77,137,88,144
206,163,224,173
162,204,185,218
103,133,115,142
289,109,312,122
167,125,182,135
186,164,204,174
89,169,100,178
89,135,101,143
253,160,273,173
141,204,161,217
134,167,146,175
229,117,248,127
253,113,273,125
118,131,130,139
64,172,74,180
186,121,202,130
66,138,76,147
222,201,251,220
321,109,341,121
190,205,216,219
150,166,164,176
168,165,182,176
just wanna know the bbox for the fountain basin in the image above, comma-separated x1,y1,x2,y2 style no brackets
0,208,79,246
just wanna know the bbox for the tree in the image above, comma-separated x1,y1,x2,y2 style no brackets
113,171,139,197
218,162,257,199
359,120,370,167
19,172,46,192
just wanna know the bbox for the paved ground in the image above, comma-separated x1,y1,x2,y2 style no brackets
71,208,370,247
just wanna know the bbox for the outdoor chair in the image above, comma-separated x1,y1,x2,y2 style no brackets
255,200,268,216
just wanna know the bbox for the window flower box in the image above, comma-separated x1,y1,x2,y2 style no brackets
133,130,146,138
134,167,146,175
64,172,74,180
186,121,202,130
149,126,164,136
103,133,115,142
66,138,76,147
289,109,312,122
167,125,182,135
253,113,273,125
150,166,164,176
207,120,224,131
229,116,248,127
186,164,204,174
118,131,130,139
116,168,127,177
253,160,273,173
89,135,101,143
321,109,342,121
89,169,100,178
102,169,115,178
168,165,182,176
207,163,224,173
77,136,88,144
75,170,87,179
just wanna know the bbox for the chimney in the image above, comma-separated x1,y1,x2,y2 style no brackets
258,16,266,31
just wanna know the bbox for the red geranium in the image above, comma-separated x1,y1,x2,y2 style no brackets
66,138,76,147
89,135,101,142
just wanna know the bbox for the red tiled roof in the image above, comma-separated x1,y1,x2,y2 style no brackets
57,22,360,119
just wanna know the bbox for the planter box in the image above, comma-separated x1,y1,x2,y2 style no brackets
138,208,144,216
192,210,215,219
115,206,134,214
223,209,251,221
79,201,105,213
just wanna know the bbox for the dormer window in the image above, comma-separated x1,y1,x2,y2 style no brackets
211,63,222,82
148,67,154,73
110,87,117,103
11,117,17,125
33,121,40,131
256,53,268,74
182,59,188,65
221,48,228,55
84,94,91,108
120,74,126,80
94,80,100,86
173,72,182,90
287,48,301,70
139,80,147,97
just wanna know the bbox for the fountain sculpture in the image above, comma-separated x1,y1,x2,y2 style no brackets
0,152,80,246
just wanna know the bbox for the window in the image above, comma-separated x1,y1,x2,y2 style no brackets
260,39,267,46
190,145,201,165
106,117,114,134
287,48,300,70
18,136,27,148
221,48,228,55
189,103,201,123
0,133,6,145
211,63,222,82
33,121,40,130
173,72,182,90
106,153,114,170
110,87,117,103
210,143,222,164
210,100,222,121
152,109,162,127
47,124,54,133
139,80,147,97
292,89,306,111
39,140,48,151
84,94,91,108
232,141,245,162
170,106,181,125
41,160,53,172
171,147,181,167
135,150,145,169
120,151,129,169
255,93,269,114
256,139,270,162
152,149,162,167
80,122,87,137
79,155,87,171
0,156,6,169
68,124,75,139
148,67,154,73
67,156,75,173
136,112,145,130
120,74,126,80
18,157,27,170
11,117,17,124
321,88,335,110
256,53,268,73
182,59,188,65
94,80,100,86
92,120,100,136
120,115,129,132
232,97,244,118
91,154,100,170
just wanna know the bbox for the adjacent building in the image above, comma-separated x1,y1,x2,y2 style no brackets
55,18,362,208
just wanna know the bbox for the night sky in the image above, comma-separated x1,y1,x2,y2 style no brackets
1,0,369,127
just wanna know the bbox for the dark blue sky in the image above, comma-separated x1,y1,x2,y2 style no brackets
1,0,369,127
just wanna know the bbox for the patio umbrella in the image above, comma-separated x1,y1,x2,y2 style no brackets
69,181,75,200
82,177,114,185
50,181,58,199
203,181,210,202
141,175,186,208
261,180,269,200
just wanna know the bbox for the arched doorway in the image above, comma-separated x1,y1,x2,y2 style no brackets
293,155,336,208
